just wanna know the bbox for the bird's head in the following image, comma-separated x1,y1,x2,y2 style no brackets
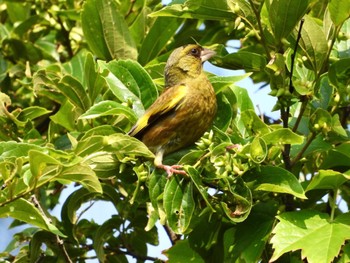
164,44,215,87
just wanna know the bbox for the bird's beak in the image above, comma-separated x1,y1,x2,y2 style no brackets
201,48,216,63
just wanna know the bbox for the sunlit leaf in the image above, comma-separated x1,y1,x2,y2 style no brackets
243,166,306,199
271,211,350,263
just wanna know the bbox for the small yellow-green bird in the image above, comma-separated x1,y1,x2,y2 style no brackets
128,44,217,176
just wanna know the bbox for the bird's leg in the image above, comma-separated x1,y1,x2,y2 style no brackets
154,150,186,178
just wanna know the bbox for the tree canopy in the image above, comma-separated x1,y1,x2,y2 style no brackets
0,0,350,262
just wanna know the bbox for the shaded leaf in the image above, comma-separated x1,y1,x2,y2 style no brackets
164,177,195,234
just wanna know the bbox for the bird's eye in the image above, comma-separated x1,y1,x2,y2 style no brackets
190,48,200,57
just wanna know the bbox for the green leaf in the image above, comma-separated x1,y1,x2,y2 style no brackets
165,239,205,263
224,201,277,262
306,169,349,191
106,60,158,110
230,86,255,112
214,91,234,131
0,141,43,161
266,0,310,44
149,0,236,20
186,166,215,212
250,137,267,163
328,0,350,26
58,164,102,193
209,73,251,94
57,75,91,111
84,52,107,103
216,51,267,71
81,0,110,60
262,128,304,145
103,134,155,158
298,15,328,73
164,177,195,234
93,216,124,262
243,166,306,199
240,109,270,136
99,0,137,60
0,198,65,237
79,100,137,123
270,211,350,263
138,17,182,65
16,106,51,122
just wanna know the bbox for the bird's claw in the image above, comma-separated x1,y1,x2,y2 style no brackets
158,164,187,178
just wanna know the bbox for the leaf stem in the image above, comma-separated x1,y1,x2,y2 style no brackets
292,97,308,132
247,0,271,60
290,132,317,167
330,189,338,221
31,195,73,263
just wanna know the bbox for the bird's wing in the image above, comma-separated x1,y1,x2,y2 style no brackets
128,84,187,137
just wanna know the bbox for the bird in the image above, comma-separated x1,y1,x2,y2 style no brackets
128,44,217,176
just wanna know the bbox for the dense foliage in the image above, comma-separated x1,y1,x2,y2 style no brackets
0,0,349,262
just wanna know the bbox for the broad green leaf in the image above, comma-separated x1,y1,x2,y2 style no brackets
250,137,267,163
266,0,309,44
99,60,144,116
214,91,234,131
240,109,270,136
57,164,102,193
99,0,137,60
270,211,350,263
165,239,205,263
186,166,215,212
106,60,158,110
93,216,125,262
81,0,112,60
29,150,61,181
84,52,107,103
0,198,65,237
306,169,349,191
220,177,252,223
298,15,328,73
224,201,277,262
57,75,91,111
150,0,236,20
209,73,251,94
16,106,51,122
79,100,137,123
328,0,350,26
62,49,88,83
262,128,304,145
138,17,182,65
331,114,347,137
216,51,267,71
243,166,306,199
0,141,43,161
328,58,350,89
50,100,78,131
164,177,195,234
103,134,155,158
5,1,30,22
231,86,255,112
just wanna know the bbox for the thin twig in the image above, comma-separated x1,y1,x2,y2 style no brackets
31,195,73,263
163,224,181,245
247,0,271,60
289,19,305,93
292,97,308,132
290,132,316,167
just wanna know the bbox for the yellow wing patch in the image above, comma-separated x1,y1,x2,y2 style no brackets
128,85,188,136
